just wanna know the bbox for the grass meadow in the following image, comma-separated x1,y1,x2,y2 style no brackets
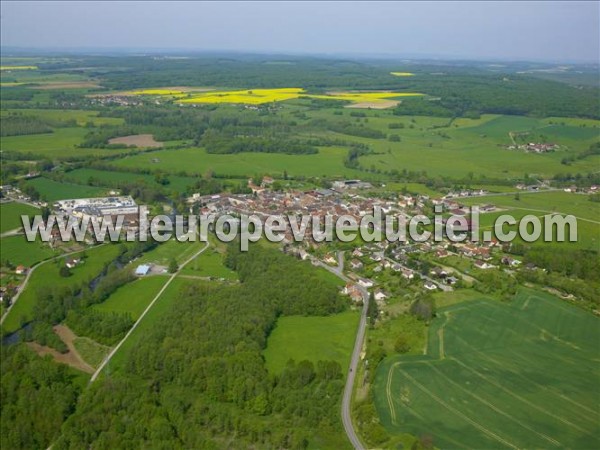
263,310,360,376
0,235,58,267
93,276,168,320
180,247,238,279
0,202,39,233
2,244,121,333
24,177,107,202
112,146,364,178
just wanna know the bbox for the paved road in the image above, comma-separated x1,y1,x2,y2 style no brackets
90,241,209,382
312,254,367,450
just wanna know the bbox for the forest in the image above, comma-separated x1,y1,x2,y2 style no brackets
2,243,353,449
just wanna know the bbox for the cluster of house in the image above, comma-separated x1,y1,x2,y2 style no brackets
0,185,47,208
563,185,599,194
189,180,421,246
507,142,558,153
88,95,143,107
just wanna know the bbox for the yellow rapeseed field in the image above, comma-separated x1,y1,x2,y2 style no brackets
390,72,415,77
112,86,422,108
179,88,304,105
179,88,422,107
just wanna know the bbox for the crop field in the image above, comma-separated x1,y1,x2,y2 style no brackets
2,244,121,333
390,72,415,77
0,202,40,233
24,177,107,202
0,127,135,158
112,146,363,178
0,109,124,126
175,87,422,107
264,310,360,375
0,235,57,267
373,290,600,449
462,192,600,250
345,113,600,178
284,110,599,179
462,191,600,222
94,277,168,320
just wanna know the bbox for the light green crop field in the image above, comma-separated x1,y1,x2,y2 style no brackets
0,235,58,267
0,127,138,158
64,168,199,193
0,109,124,126
295,112,600,179
372,290,600,449
461,191,600,222
133,239,205,267
264,310,360,376
111,146,364,178
0,202,39,233
2,244,121,333
93,276,168,320
462,192,600,250
24,177,107,202
180,248,238,279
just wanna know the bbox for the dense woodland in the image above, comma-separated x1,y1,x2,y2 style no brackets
47,244,349,449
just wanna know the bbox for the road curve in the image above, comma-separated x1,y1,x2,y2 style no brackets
313,254,367,450
90,241,209,382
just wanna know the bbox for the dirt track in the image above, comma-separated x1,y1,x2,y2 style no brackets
27,324,95,374
108,134,163,148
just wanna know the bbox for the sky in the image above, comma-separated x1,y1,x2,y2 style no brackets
1,1,599,63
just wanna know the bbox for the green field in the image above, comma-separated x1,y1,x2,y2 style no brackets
73,336,111,368
24,177,107,202
463,192,600,250
462,191,600,222
64,168,199,193
0,127,145,158
373,290,600,449
264,310,360,375
0,235,57,266
180,247,238,279
2,244,121,333
0,202,39,233
112,146,364,178
133,239,206,267
93,276,168,320
0,109,124,126
343,113,600,179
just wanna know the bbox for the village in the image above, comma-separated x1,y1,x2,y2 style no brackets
0,175,588,315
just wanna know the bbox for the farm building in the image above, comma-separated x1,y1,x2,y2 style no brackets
135,264,151,276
